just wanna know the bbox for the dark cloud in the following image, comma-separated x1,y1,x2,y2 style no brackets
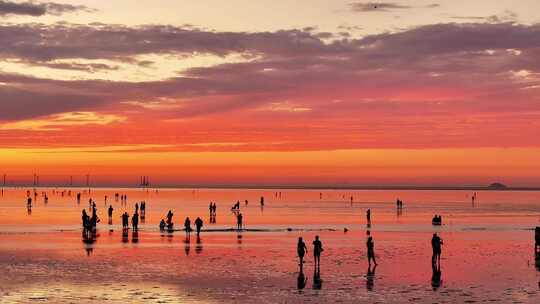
0,22,539,122
349,2,412,12
0,0,92,17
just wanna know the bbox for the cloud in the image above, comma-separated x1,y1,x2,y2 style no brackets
0,111,125,131
0,21,539,151
349,2,412,12
0,0,93,17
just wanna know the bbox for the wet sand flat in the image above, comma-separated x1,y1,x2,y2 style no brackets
0,188,539,303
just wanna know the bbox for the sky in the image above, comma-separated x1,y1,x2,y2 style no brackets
0,0,539,187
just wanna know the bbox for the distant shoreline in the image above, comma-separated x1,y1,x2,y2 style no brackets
3,184,540,191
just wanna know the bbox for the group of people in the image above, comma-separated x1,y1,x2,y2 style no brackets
432,214,443,225
81,201,99,233
396,199,404,209
160,210,175,231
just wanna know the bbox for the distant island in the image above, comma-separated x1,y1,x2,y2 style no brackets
488,182,508,190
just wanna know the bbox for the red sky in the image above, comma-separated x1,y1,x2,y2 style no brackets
0,1,539,187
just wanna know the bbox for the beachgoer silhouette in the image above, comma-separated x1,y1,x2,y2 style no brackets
366,231,377,266
366,209,371,226
313,235,323,268
297,237,308,268
236,213,243,230
159,219,166,231
260,196,264,207
121,212,129,229
431,233,443,266
195,217,203,237
132,212,139,231
108,205,113,218
184,217,191,238
166,210,174,229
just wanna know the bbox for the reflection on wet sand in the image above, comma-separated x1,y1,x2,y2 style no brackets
297,267,307,291
431,263,442,291
366,264,376,291
312,268,322,290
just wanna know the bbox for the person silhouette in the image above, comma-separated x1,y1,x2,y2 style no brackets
121,212,129,230
184,217,192,239
108,205,113,219
132,212,139,231
194,217,203,237
431,233,443,266
431,262,442,290
366,231,378,266
366,209,371,226
159,219,166,231
237,213,243,230
366,264,377,291
313,235,323,268
297,237,308,268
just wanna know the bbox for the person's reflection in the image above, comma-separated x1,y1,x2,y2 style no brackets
297,266,307,291
108,218,112,225
184,238,191,256
132,230,139,243
237,233,243,245
195,236,203,254
312,267,322,290
122,229,129,243
82,228,97,256
140,216,145,224
27,206,32,215
431,262,442,290
366,264,377,291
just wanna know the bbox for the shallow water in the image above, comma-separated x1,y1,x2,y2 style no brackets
0,188,539,303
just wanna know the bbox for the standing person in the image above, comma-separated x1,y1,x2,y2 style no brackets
212,203,217,215
431,233,443,266
297,237,308,267
121,212,129,229
184,217,191,238
236,213,243,230
140,201,146,216
131,212,139,231
135,202,139,214
313,235,323,268
194,217,203,237
366,209,371,226
108,205,113,218
260,196,264,207
209,202,213,216
366,231,377,266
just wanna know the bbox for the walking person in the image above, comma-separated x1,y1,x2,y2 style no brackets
431,233,443,266
297,237,308,268
313,235,323,269
194,217,203,237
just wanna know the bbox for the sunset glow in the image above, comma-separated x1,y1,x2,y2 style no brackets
1,0,539,187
